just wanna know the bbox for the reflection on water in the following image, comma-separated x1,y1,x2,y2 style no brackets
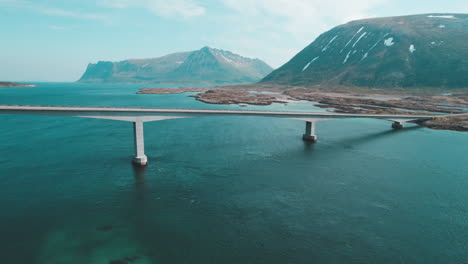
133,165,147,184
133,165,147,203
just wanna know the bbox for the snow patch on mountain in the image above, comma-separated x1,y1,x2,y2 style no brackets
384,37,395,46
341,27,364,53
427,15,455,19
361,33,389,61
361,53,368,60
352,32,367,48
343,51,351,64
302,57,319,72
220,54,234,64
322,35,338,52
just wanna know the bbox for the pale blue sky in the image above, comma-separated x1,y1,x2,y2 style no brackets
1,0,466,81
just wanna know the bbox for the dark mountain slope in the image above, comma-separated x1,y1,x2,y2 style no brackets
262,14,468,89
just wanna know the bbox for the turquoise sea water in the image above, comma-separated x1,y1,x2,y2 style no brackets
0,83,467,264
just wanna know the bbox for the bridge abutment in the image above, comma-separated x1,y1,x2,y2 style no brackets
302,121,317,143
392,121,404,129
133,121,147,166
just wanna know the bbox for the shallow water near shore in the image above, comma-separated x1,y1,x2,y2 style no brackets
0,83,468,263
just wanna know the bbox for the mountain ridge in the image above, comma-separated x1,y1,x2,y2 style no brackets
78,47,273,85
262,13,468,89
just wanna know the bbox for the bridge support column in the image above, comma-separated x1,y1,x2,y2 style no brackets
133,121,147,166
392,121,404,129
302,121,317,143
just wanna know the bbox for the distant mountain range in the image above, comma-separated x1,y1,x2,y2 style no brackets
262,14,468,89
78,47,273,85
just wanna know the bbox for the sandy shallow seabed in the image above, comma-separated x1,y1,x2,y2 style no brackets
37,222,151,264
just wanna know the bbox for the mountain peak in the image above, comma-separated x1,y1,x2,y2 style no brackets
78,48,273,85
200,46,213,51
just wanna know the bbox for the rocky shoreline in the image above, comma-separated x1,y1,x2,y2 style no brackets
137,85,468,131
413,116,468,132
0,82,36,88
190,90,290,105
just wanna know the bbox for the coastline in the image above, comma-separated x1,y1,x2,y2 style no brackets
137,85,468,131
0,82,37,88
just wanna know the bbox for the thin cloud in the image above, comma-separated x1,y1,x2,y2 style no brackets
98,0,206,18
0,0,24,3
37,6,110,22
207,0,386,67
222,0,386,39
0,0,111,23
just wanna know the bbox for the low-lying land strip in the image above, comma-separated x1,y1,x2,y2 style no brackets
0,82,36,88
138,84,468,131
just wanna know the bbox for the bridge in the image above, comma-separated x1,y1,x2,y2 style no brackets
0,105,444,166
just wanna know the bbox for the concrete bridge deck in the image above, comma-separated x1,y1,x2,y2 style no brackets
0,104,454,166
0,105,440,120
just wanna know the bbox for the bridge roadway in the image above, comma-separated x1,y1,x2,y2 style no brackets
0,105,446,166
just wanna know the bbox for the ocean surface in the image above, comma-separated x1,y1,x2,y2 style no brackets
0,83,467,264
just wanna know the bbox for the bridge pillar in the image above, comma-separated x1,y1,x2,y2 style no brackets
133,121,147,166
392,121,404,129
302,121,317,143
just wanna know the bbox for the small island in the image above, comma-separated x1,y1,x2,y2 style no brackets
0,82,36,88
